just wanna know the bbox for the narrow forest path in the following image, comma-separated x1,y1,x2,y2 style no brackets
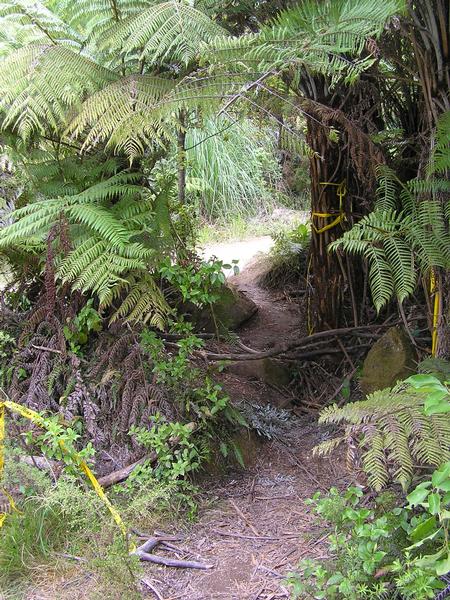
141,253,349,600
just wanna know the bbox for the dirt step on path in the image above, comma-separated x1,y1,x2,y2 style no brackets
143,423,346,600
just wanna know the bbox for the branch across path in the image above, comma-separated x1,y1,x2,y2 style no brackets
199,322,402,362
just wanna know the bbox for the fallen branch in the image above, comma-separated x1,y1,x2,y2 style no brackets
199,323,402,362
132,534,213,570
139,552,213,569
98,423,195,488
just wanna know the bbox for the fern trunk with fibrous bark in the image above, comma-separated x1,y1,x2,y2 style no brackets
302,77,385,330
402,0,450,357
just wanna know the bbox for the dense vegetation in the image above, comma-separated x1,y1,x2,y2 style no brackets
0,0,448,599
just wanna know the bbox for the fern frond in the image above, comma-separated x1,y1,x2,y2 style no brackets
110,272,170,329
0,44,116,138
316,383,450,491
109,1,226,66
0,0,82,47
205,0,403,76
66,75,176,156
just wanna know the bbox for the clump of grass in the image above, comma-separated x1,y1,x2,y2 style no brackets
186,117,282,221
0,451,194,599
0,499,66,584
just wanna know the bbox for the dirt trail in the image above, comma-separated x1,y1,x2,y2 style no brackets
26,245,344,600
201,235,274,277
139,257,346,600
150,427,344,600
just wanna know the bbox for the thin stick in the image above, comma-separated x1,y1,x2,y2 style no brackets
140,578,164,600
31,344,62,354
229,498,260,536
211,529,298,541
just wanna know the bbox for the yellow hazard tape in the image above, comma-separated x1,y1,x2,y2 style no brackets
430,270,440,357
312,180,347,234
0,399,128,543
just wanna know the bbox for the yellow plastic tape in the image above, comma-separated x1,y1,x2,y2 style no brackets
0,399,128,542
312,180,347,234
430,270,440,357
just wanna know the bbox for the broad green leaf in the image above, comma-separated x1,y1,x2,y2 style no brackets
432,463,450,487
436,554,450,576
408,516,439,545
406,374,446,389
407,483,432,506
428,492,441,515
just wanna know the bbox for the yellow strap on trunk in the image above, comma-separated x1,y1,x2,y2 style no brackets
430,270,440,357
312,180,347,234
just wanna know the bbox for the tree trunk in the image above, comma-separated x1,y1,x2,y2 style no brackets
177,111,186,205
306,120,346,330
302,80,384,331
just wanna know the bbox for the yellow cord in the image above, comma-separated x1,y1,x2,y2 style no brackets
311,180,347,234
430,270,440,356
0,399,130,544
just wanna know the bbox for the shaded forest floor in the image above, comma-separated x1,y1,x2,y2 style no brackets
19,242,349,600
133,250,349,600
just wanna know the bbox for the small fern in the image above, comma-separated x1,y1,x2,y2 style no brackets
314,381,450,491
330,169,450,311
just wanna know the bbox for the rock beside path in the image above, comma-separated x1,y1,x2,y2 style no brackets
361,327,417,395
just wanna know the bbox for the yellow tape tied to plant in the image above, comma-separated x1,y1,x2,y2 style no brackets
430,270,440,357
0,399,127,539
312,180,347,234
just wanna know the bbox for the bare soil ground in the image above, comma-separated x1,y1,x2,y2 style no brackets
17,240,347,600
140,422,347,600
134,252,348,600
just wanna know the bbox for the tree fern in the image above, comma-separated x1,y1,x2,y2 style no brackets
205,0,404,77
330,166,450,310
0,171,172,326
107,1,226,66
315,382,450,491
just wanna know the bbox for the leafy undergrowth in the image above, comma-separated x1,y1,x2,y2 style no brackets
0,450,194,599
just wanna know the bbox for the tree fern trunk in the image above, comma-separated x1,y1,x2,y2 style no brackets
306,120,345,330
302,79,383,331
177,110,187,205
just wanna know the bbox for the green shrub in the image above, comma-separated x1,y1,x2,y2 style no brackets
287,481,448,600
259,222,310,288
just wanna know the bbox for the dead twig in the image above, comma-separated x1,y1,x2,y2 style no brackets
31,344,63,354
211,528,298,541
140,577,164,600
229,498,260,536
